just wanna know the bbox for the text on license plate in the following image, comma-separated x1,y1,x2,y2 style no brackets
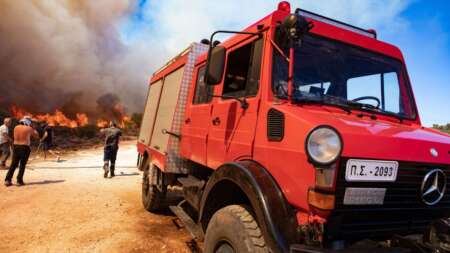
345,159,399,182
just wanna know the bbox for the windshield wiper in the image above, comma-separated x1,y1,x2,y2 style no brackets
295,95,407,122
345,100,379,111
297,95,383,118
344,100,407,122
295,95,352,114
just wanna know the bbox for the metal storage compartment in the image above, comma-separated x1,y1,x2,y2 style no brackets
138,43,208,173
138,79,163,145
150,66,185,153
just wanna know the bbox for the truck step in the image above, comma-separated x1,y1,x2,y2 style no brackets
177,176,205,210
170,201,204,240
178,176,205,188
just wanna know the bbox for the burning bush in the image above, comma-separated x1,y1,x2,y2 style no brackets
96,93,130,126
10,105,89,128
7,93,135,131
5,91,138,152
131,113,143,128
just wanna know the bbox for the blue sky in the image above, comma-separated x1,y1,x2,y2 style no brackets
120,0,449,126
396,1,450,126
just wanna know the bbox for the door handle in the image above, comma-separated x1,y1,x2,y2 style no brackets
212,117,221,126
162,129,181,139
185,118,191,124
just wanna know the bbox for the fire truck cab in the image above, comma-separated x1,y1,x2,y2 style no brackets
137,2,450,252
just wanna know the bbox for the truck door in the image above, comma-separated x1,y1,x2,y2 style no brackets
181,64,214,165
207,38,263,169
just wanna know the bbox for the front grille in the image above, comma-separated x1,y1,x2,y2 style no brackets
325,158,450,241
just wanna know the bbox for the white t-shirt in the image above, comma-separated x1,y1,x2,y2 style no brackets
0,125,8,145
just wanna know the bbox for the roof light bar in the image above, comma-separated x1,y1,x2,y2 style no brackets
297,9,377,39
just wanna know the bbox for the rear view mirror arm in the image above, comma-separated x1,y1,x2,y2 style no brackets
270,38,290,63
204,30,262,85
207,30,262,51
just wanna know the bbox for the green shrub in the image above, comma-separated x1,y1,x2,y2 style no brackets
432,123,450,134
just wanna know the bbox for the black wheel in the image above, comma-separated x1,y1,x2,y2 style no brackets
141,160,166,212
204,205,269,253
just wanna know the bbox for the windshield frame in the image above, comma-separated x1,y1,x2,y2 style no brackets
271,33,418,121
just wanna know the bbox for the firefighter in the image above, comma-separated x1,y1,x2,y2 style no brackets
4,118,38,186
100,121,122,178
0,117,12,168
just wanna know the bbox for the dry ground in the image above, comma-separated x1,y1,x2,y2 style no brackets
0,141,191,253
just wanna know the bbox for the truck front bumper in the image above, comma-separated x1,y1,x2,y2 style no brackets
290,233,449,253
290,245,411,253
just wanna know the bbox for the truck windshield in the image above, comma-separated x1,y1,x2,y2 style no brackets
272,35,416,119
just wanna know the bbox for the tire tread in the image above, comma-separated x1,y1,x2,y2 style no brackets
142,161,165,212
223,205,268,251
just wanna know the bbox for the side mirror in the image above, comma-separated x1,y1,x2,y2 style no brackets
205,45,226,85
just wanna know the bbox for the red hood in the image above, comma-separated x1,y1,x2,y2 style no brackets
289,105,450,165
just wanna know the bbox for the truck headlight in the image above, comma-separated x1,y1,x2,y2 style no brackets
306,126,342,165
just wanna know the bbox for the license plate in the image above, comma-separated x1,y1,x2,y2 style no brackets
344,188,386,205
345,159,398,182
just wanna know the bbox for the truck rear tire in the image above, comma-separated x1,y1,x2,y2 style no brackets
142,160,166,212
204,205,269,253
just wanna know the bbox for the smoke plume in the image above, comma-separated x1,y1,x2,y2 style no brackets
0,0,413,119
0,0,150,116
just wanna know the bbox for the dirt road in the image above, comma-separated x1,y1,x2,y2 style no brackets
0,141,191,253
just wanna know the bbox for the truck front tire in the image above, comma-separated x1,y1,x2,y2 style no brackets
204,205,269,253
142,161,166,212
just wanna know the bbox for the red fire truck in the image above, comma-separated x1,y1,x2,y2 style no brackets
137,2,450,252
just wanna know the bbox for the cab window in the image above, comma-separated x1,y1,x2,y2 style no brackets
347,72,401,113
193,65,213,104
222,39,263,98
347,74,382,107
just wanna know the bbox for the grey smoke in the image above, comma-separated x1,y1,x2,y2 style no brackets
0,0,153,116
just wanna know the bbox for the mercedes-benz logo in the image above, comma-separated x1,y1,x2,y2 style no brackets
421,169,447,206
430,148,439,157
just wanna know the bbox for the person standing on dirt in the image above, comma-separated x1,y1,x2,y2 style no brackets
39,122,59,161
4,118,38,186
100,122,122,178
0,118,12,168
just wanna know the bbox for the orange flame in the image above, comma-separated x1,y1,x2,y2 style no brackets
10,105,28,120
76,113,89,126
96,119,109,128
9,105,89,128
10,104,133,129
96,116,132,128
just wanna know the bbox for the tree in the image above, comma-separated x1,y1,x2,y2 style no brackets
432,123,450,134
